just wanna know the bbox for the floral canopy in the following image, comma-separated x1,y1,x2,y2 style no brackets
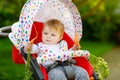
9,0,82,50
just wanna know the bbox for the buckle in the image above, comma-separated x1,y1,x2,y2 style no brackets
47,61,58,72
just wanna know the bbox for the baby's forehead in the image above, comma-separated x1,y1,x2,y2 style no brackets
43,26,60,32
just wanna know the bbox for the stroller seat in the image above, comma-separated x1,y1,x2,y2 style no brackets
12,22,97,80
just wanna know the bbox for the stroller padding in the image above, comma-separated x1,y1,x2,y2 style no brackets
73,57,94,77
12,46,25,64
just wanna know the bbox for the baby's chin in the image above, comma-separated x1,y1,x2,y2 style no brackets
46,43,57,45
43,41,57,45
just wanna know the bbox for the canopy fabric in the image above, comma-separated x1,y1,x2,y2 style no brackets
9,0,82,50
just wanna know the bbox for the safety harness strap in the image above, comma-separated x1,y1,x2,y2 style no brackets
47,59,76,79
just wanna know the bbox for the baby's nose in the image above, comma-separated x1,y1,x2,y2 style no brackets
47,35,51,38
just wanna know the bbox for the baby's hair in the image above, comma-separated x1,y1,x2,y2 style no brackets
44,19,64,38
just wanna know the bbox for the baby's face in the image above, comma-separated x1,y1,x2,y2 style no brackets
42,26,61,45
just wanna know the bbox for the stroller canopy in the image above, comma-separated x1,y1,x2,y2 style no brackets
9,0,82,50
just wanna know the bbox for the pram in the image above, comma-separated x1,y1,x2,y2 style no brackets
8,0,99,80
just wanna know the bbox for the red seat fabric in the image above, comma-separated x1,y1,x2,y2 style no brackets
40,65,48,80
73,57,94,77
12,46,25,64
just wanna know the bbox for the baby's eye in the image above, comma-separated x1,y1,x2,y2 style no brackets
51,34,56,36
44,32,48,35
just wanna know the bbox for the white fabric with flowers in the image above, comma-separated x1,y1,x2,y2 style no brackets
31,40,90,68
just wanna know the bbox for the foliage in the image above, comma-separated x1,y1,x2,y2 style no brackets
0,0,26,27
24,51,33,80
80,40,115,56
82,14,117,41
89,54,109,80
73,0,120,42
0,38,25,80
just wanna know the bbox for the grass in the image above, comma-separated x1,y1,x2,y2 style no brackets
80,40,115,56
0,38,25,80
0,38,115,80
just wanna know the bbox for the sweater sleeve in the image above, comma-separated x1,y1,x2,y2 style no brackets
31,44,40,54
68,50,90,58
36,51,69,64
36,49,90,64
59,40,68,51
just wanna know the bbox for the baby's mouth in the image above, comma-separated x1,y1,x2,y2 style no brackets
46,40,50,42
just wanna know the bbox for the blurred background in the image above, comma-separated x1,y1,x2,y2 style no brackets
0,0,120,80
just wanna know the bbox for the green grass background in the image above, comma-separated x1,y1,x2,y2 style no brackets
0,38,114,80
0,38,24,80
80,40,115,56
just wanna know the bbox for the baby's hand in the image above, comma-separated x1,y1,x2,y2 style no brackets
72,45,81,50
24,42,33,52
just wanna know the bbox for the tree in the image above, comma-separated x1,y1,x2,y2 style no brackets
73,0,120,41
0,0,26,27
